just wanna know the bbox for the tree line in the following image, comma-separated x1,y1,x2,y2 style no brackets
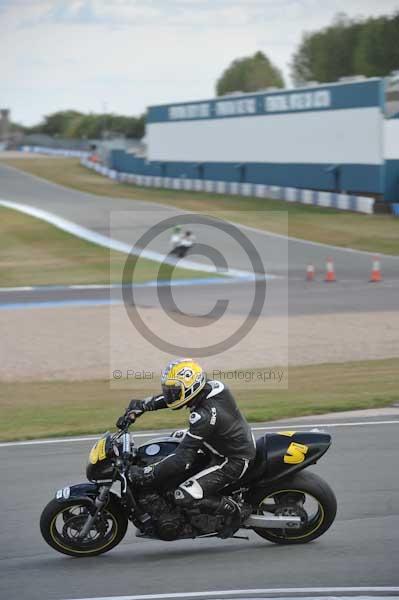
18,10,399,138
217,11,399,94
291,12,399,85
24,110,145,140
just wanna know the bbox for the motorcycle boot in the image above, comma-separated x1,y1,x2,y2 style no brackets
200,496,244,539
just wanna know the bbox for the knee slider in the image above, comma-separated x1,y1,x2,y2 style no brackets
174,488,194,507
174,479,204,507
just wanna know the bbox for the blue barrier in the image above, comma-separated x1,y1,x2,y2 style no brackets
109,150,382,195
384,160,399,202
81,158,375,214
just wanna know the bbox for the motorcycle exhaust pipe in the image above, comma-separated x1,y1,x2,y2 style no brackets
244,514,302,529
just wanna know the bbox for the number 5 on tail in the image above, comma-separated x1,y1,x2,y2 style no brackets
284,442,309,464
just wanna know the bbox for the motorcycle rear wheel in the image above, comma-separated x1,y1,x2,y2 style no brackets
40,496,128,557
250,471,337,544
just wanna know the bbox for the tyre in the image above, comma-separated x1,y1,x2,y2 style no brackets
40,494,128,557
250,471,337,544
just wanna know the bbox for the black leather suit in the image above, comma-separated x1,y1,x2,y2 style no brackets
141,380,256,504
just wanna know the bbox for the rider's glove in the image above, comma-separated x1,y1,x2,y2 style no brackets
115,413,132,429
115,399,145,429
129,465,155,488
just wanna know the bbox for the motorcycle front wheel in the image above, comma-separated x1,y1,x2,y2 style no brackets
40,495,128,557
250,471,337,545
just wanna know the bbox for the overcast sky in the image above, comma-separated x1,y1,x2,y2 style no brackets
1,0,398,125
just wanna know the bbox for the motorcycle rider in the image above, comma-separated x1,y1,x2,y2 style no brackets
170,228,195,258
116,358,256,537
170,225,183,251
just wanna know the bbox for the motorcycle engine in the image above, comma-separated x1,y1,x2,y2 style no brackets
139,492,185,541
155,512,184,541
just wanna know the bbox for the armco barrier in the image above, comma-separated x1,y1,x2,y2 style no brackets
81,158,375,215
21,145,90,159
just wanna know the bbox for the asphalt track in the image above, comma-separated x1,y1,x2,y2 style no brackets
1,412,398,600
0,162,398,315
1,278,399,316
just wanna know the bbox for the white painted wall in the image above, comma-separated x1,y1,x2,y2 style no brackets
384,119,399,159
147,107,382,165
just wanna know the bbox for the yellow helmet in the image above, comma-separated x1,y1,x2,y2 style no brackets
161,359,206,410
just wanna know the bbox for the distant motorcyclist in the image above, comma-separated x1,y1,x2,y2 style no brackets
170,229,195,258
170,225,183,251
116,359,256,537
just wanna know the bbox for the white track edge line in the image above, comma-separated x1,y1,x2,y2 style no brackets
62,586,399,600
0,199,270,281
1,420,398,448
0,277,265,294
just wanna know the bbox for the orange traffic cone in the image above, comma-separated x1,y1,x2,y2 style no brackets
370,256,382,282
325,257,336,282
306,264,315,281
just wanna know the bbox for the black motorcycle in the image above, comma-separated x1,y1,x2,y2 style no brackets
170,243,194,259
40,424,337,557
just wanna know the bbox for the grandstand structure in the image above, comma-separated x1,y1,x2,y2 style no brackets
108,77,399,205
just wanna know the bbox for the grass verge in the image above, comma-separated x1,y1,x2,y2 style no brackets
0,206,214,287
1,358,397,441
1,156,399,255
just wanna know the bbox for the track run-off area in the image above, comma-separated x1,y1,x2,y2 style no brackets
0,160,398,380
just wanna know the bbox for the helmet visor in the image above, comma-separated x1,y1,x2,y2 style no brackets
162,382,184,408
